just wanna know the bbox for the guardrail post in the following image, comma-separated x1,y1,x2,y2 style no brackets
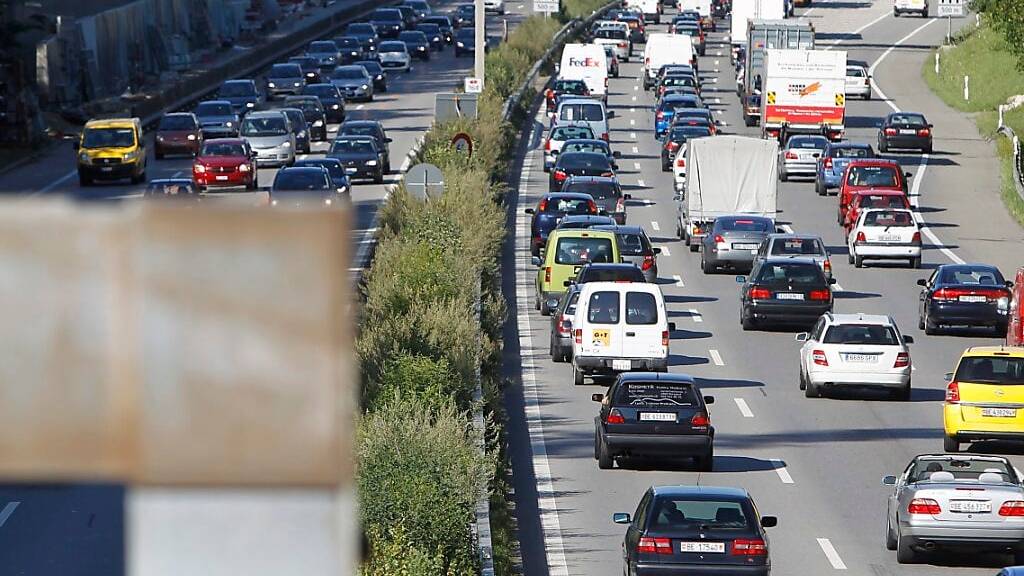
1000,105,1005,130
934,52,940,74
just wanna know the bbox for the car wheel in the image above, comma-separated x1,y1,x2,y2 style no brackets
741,308,757,331
804,378,819,398
910,256,921,269
799,367,806,390
893,8,900,16
918,314,925,330
854,255,864,268
534,294,541,311
689,240,699,253
661,159,669,172
78,172,92,187
246,175,257,191
374,170,384,184
695,445,713,471
549,337,556,359
1012,549,1024,565
885,518,898,551
879,138,889,153
815,179,826,196
924,311,939,335
384,160,392,174
847,251,854,265
943,435,960,453
924,144,933,154
573,363,585,386
597,432,614,469
779,167,788,182
155,150,164,160
896,530,917,564
131,170,145,185
893,380,911,401
865,91,872,100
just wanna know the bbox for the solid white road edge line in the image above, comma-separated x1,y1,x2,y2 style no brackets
771,459,795,484
658,245,671,256
734,398,754,418
816,538,848,570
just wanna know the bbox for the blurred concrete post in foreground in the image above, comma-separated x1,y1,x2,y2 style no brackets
0,199,356,576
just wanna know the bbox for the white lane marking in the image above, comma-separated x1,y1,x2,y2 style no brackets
709,349,724,366
633,162,642,170
630,118,636,126
688,308,702,322
833,281,845,292
632,146,639,154
824,9,891,50
658,245,670,256
714,60,720,66
650,220,660,231
779,224,794,234
634,85,639,91
34,170,77,195
816,538,848,570
0,502,20,529
637,179,646,187
632,95,637,102
868,19,937,113
734,398,754,418
673,274,685,287
630,132,637,140
630,107,636,113
642,199,654,206
772,459,795,484
356,104,365,110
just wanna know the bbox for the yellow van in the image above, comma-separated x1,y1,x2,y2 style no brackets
75,117,147,186
533,229,620,315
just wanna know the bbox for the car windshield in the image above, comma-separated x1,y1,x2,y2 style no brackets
270,64,301,77
241,116,287,136
356,61,383,74
282,111,305,127
554,80,588,93
290,57,318,68
348,23,374,34
297,162,345,182
939,266,1004,286
309,41,337,53
718,218,771,233
274,171,331,191
456,29,475,40
331,139,376,154
863,210,914,226
560,153,611,171
305,85,336,97
373,9,402,21
909,457,1015,483
288,100,321,113
955,356,1024,385
554,237,614,265
337,38,360,48
890,113,927,125
823,324,899,345
201,142,246,156
770,238,824,257
560,103,605,122
788,137,827,150
595,28,627,39
82,127,135,149
399,32,426,43
615,381,696,406
195,102,233,116
564,182,618,200
378,41,406,52
334,67,366,79
847,165,898,187
580,266,643,282
756,263,825,287
831,146,871,158
341,125,380,139
651,499,750,530
158,115,196,130
552,126,594,140
219,82,255,97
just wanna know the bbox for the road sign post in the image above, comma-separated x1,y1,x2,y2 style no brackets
405,162,445,200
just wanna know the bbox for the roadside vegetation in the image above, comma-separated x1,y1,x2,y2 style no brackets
355,3,612,575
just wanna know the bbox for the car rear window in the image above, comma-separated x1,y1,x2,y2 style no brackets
542,196,592,213
756,263,825,287
552,126,595,141
847,166,898,187
846,67,866,77
564,182,619,200
650,499,749,529
587,290,620,324
939,267,1003,285
955,356,1024,385
788,137,827,149
822,324,899,345
909,458,1015,483
863,210,913,226
555,237,614,265
890,113,927,125
563,141,608,155
615,381,696,406
625,291,658,325
560,103,605,122
595,28,627,39
857,195,906,209
559,153,612,171
770,238,823,257
580,266,643,283
831,147,871,158
617,233,649,256
718,218,771,233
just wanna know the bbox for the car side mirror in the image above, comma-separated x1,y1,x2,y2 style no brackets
524,208,535,214
944,372,954,382
624,193,632,199
386,137,393,142
653,247,662,254
592,393,604,402
547,298,560,310
760,516,778,528
882,475,897,486
607,110,615,118
916,278,927,286
903,335,914,345
1007,280,1015,288
563,280,573,287
829,278,837,285
668,322,676,331
612,513,631,524
928,123,934,128
735,275,746,283
703,395,714,404
531,256,542,267
673,192,682,201
613,150,622,158
795,332,809,342
905,172,913,178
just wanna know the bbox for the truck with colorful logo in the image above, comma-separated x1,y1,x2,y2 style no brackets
760,48,846,141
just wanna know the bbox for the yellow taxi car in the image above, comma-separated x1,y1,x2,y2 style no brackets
944,346,1024,452
532,229,620,316
75,117,147,186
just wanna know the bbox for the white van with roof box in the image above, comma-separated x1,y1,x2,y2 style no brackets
560,44,609,102
554,97,613,142
571,282,675,385
643,33,695,90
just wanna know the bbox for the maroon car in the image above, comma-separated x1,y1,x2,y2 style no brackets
155,112,203,159
192,138,257,190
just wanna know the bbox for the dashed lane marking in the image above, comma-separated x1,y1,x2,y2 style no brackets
772,459,795,484
816,538,848,570
734,398,754,418
673,275,685,287
650,220,660,231
0,502,20,529
658,245,670,256
688,308,701,321
709,349,724,366
637,179,646,187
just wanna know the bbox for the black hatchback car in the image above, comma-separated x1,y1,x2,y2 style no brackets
301,83,346,123
421,15,455,43
354,60,388,92
327,136,385,183
613,485,776,575
738,257,835,330
560,175,630,224
398,30,431,60
333,36,366,64
550,151,616,191
878,111,933,153
593,373,714,470
570,262,645,287
337,120,391,172
918,263,1013,335
369,8,404,38
344,22,379,53
416,23,445,51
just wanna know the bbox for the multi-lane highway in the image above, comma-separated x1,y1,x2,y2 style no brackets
507,1,1024,575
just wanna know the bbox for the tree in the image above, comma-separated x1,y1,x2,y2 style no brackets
974,0,1024,70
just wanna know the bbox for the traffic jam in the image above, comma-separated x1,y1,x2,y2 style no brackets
519,0,1024,574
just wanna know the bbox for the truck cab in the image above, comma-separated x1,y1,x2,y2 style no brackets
74,117,147,186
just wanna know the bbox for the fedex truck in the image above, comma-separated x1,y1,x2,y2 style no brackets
730,0,786,61
761,48,847,141
560,44,609,101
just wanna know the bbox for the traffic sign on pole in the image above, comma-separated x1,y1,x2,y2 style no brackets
937,0,964,17
533,0,559,14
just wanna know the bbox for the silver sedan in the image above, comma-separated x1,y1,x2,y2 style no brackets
883,454,1024,565
779,135,829,181
700,215,775,273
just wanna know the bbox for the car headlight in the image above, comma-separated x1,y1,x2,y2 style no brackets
156,135,165,141
293,82,301,87
225,121,233,127
457,41,464,47
376,74,384,80
366,159,378,166
417,46,425,51
238,163,249,172
332,104,340,109
313,120,323,127
324,198,333,206
361,84,369,90
268,82,276,88
299,130,307,138
187,134,196,141
282,141,292,148
123,150,138,161
79,152,90,163
999,296,1010,311
246,102,255,108
271,199,279,206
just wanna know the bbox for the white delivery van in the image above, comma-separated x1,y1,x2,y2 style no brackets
554,97,612,142
636,0,661,24
678,0,712,17
571,282,675,385
893,0,927,16
560,43,609,102
643,33,695,90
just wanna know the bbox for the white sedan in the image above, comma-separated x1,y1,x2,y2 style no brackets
845,65,872,100
483,0,505,13
797,313,913,400
848,208,921,268
376,41,411,73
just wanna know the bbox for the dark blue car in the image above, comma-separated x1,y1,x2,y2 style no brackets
523,192,599,257
654,94,704,139
918,263,1013,335
815,141,875,196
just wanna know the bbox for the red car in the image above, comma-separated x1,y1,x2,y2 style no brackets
1008,266,1024,345
842,189,911,236
155,112,203,159
837,159,910,225
192,138,258,191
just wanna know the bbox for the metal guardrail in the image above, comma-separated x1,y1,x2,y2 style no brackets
997,123,1024,203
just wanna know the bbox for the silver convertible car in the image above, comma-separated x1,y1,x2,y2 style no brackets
883,454,1024,565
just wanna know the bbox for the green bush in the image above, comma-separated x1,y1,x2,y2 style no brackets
361,525,451,576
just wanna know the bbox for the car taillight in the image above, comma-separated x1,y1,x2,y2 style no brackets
656,110,665,120
662,329,670,347
933,287,1006,302
666,141,679,152
545,88,554,100
823,157,833,169
690,412,708,427
606,408,626,425
749,287,772,300
714,234,725,244
637,536,672,554
894,352,910,368
588,200,598,213
600,171,614,178
545,138,552,151
912,231,921,244
676,157,685,167
574,328,582,344
616,199,625,213
553,169,567,182
645,56,650,65
855,231,866,243
732,539,767,556
809,290,831,301
642,254,654,271
618,41,627,48
785,151,798,159
823,259,832,273
1000,501,1024,516
918,128,931,137
812,349,828,366
601,132,609,142
946,381,960,403
908,498,941,515
544,266,551,283
558,317,572,335
884,127,897,136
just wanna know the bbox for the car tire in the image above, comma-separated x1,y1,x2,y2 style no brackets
779,168,787,182
701,254,713,274
78,172,92,187
918,315,925,330
695,446,713,472
131,170,145,185
799,367,806,390
924,144,933,154
879,138,889,153
865,91,872,100
924,311,939,335
910,256,921,269
155,150,164,160
247,175,257,191
597,432,614,469
893,8,900,17
896,531,917,564
384,160,392,174
847,251,854,265
943,435,960,453
741,308,757,331
893,380,911,401
885,518,898,551
661,159,670,172
573,363,585,386
374,170,384,184
534,295,541,311
540,300,551,316
804,378,820,398
815,179,826,196
549,338,557,360
854,255,864,268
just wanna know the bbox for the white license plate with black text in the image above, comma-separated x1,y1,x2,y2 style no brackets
776,293,804,300
733,243,759,250
216,175,228,181
639,412,676,422
982,407,1016,417
680,542,725,553
879,235,902,242
958,295,987,303
844,353,878,363
899,129,917,135
612,359,631,371
949,500,992,513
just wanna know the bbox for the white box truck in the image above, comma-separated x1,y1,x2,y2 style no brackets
625,0,662,23
560,44,609,102
761,48,847,141
643,33,695,90
730,0,786,61
675,135,779,251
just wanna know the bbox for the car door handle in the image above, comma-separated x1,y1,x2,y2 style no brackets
626,331,636,337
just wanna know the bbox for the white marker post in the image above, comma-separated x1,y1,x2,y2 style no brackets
964,75,969,101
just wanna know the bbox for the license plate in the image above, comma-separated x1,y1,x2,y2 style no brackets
844,353,877,363
639,412,675,422
733,243,759,250
612,359,632,371
776,292,804,300
680,542,725,553
101,166,113,172
899,128,917,135
949,500,992,513
879,235,902,242
959,295,987,303
982,407,1016,417
216,175,228,181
